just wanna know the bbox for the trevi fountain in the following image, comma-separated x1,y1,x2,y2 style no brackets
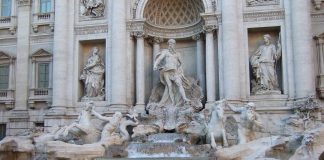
0,0,323,160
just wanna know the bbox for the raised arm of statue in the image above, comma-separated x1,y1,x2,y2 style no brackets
254,113,264,129
153,51,166,70
226,103,242,113
91,108,112,122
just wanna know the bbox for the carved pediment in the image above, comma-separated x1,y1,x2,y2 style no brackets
0,51,14,60
31,49,52,58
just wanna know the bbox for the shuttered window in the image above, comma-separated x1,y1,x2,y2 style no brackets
0,65,9,89
38,63,49,88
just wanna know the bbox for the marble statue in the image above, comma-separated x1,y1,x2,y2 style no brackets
205,100,228,148
250,34,282,95
91,107,139,146
80,0,105,17
153,39,191,106
54,102,101,144
146,39,204,131
80,47,105,101
290,133,315,160
227,102,264,144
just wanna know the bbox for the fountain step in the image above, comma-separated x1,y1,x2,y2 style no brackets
126,143,213,158
147,133,187,143
96,157,215,160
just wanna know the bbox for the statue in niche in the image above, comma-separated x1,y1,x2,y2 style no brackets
80,0,105,17
147,39,203,131
227,102,264,144
153,39,191,106
250,34,282,95
80,47,105,101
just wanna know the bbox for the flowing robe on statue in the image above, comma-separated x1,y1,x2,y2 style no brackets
81,53,105,98
250,44,281,93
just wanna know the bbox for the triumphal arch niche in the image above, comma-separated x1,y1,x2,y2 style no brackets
129,0,219,112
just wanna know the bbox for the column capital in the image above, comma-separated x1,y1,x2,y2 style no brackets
313,0,323,10
17,0,31,7
153,37,164,44
314,33,324,44
131,31,146,38
148,37,164,45
203,25,217,33
192,34,202,41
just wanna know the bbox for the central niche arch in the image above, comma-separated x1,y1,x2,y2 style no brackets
144,0,204,29
135,0,212,39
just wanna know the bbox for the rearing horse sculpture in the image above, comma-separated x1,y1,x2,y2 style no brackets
206,100,228,149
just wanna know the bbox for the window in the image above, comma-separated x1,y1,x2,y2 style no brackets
38,63,49,88
0,65,9,90
0,124,6,140
0,0,11,17
40,0,51,13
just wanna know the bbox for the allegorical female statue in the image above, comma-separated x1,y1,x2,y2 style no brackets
250,34,282,95
80,47,105,101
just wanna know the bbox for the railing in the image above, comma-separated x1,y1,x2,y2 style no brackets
29,88,52,101
0,17,11,24
34,89,49,96
0,89,14,100
33,12,54,23
0,16,16,32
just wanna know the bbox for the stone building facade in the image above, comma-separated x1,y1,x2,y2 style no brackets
0,0,323,138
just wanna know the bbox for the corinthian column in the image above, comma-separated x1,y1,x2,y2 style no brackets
291,0,316,98
134,31,146,114
15,0,31,110
152,37,163,86
109,0,128,108
204,26,216,104
193,34,206,95
222,0,241,100
51,0,69,113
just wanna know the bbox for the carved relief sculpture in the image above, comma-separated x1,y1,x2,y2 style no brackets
250,34,282,95
227,102,264,144
80,47,105,101
80,0,105,17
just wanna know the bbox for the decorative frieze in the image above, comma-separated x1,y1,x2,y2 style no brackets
143,21,204,39
246,0,279,7
17,0,31,6
243,10,285,22
74,25,108,35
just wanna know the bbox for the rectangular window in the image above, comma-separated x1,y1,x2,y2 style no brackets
0,124,6,140
40,0,51,13
1,0,11,17
0,65,9,90
38,63,49,88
